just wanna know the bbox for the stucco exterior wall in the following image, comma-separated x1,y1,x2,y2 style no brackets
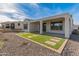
14,22,23,30
2,22,11,29
64,15,73,38
30,22,40,32
1,21,29,32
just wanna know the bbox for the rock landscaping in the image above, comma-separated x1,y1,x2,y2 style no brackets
0,32,79,56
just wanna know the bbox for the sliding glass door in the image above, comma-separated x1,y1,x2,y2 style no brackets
50,21,63,31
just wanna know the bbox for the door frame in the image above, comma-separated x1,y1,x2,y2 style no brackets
43,23,46,32
11,23,15,29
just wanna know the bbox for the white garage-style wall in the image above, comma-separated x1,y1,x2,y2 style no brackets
30,22,40,32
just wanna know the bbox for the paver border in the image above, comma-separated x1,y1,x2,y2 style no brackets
16,34,68,54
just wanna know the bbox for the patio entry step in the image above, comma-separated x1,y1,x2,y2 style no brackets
45,41,56,46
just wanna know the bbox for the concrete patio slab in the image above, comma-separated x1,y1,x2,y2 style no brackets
53,37,62,40
45,41,56,46
50,39,60,43
32,35,38,37
28,36,32,38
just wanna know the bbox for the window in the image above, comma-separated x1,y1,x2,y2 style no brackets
24,24,28,29
18,23,20,26
50,21,63,30
6,24,9,28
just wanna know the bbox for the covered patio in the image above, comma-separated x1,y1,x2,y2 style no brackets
29,14,73,38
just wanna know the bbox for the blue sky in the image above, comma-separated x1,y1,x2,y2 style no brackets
0,3,79,25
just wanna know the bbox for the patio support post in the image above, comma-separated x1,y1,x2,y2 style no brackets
64,15,70,39
40,20,43,34
4,24,6,29
70,16,73,33
28,21,30,32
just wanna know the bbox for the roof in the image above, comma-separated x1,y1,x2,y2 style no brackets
30,13,71,22
0,18,31,24
0,20,23,24
1,13,72,24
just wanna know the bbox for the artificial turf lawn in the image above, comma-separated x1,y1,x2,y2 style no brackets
17,33,65,49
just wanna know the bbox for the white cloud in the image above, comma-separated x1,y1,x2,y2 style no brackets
0,3,78,25
0,15,18,23
0,3,17,13
0,3,30,22
12,13,30,20
29,3,39,9
0,8,17,13
67,4,79,25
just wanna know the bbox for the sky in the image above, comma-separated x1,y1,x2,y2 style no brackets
0,3,79,25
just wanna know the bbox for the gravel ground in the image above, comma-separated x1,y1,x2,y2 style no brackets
0,32,79,56
0,32,60,56
62,34,79,56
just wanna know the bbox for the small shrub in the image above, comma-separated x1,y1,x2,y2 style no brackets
3,39,8,41
20,41,29,46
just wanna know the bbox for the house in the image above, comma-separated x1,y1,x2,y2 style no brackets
1,13,73,38
73,25,79,30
